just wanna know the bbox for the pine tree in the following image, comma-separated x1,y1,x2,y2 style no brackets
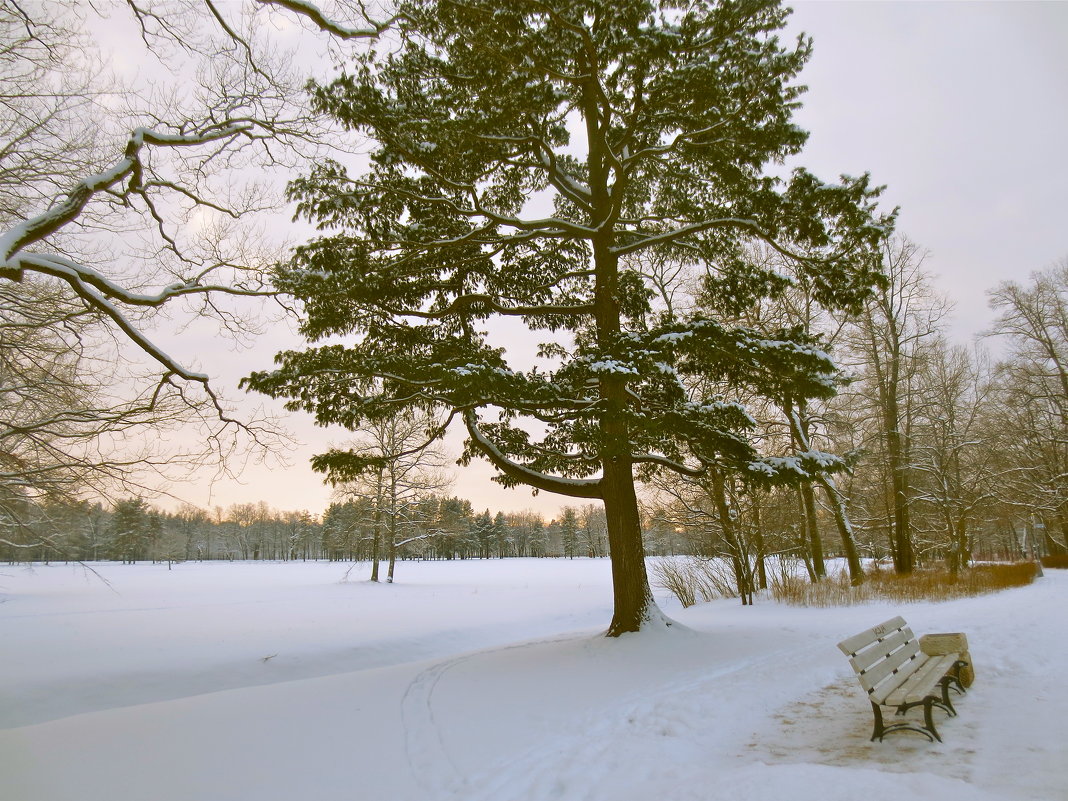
492,511,509,558
560,506,580,559
246,0,891,634
471,510,495,559
110,497,149,564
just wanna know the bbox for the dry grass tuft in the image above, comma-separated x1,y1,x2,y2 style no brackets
1041,555,1068,569
770,561,1039,607
652,558,698,607
651,557,739,607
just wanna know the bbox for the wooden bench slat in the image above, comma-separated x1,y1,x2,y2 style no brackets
884,654,960,707
852,641,922,698
837,615,908,656
849,628,914,673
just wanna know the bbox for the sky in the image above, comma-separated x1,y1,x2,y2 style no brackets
787,1,1068,340
122,1,1068,520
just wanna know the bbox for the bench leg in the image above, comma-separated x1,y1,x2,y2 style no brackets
922,697,943,743
870,701,885,741
939,677,958,716
870,701,938,743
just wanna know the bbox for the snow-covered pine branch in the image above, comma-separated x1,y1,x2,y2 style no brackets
463,411,603,500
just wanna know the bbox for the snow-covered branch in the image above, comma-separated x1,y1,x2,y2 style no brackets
632,453,706,478
463,411,603,500
255,0,398,39
388,293,596,321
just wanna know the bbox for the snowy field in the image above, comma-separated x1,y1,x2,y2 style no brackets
1,558,1064,801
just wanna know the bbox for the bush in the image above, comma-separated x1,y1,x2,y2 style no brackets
651,558,697,608
651,556,741,606
770,561,1039,607
1041,554,1068,569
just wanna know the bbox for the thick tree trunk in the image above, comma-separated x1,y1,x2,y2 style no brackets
602,457,655,635
889,455,914,572
882,374,914,573
593,219,655,631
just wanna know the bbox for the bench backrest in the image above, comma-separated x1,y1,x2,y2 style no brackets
837,616,924,704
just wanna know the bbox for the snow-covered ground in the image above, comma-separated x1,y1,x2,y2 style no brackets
1,558,1063,801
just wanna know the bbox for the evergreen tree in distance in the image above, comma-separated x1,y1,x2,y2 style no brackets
245,0,892,635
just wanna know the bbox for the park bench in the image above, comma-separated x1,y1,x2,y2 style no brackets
837,617,969,742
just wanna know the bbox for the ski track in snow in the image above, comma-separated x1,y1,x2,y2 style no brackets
401,632,590,795
401,654,464,789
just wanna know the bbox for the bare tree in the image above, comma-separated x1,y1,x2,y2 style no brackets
0,1,391,549
329,409,451,582
911,342,999,571
647,467,768,605
843,236,949,573
988,259,1068,555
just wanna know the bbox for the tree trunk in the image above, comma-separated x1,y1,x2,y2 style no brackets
387,534,397,583
751,498,768,591
953,516,970,574
370,468,384,581
795,488,817,582
865,298,914,574
386,508,399,585
815,474,865,585
800,482,826,579
602,456,656,635
710,466,753,605
880,354,914,573
370,519,381,582
889,450,914,573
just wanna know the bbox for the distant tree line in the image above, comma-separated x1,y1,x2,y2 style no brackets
0,495,626,566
